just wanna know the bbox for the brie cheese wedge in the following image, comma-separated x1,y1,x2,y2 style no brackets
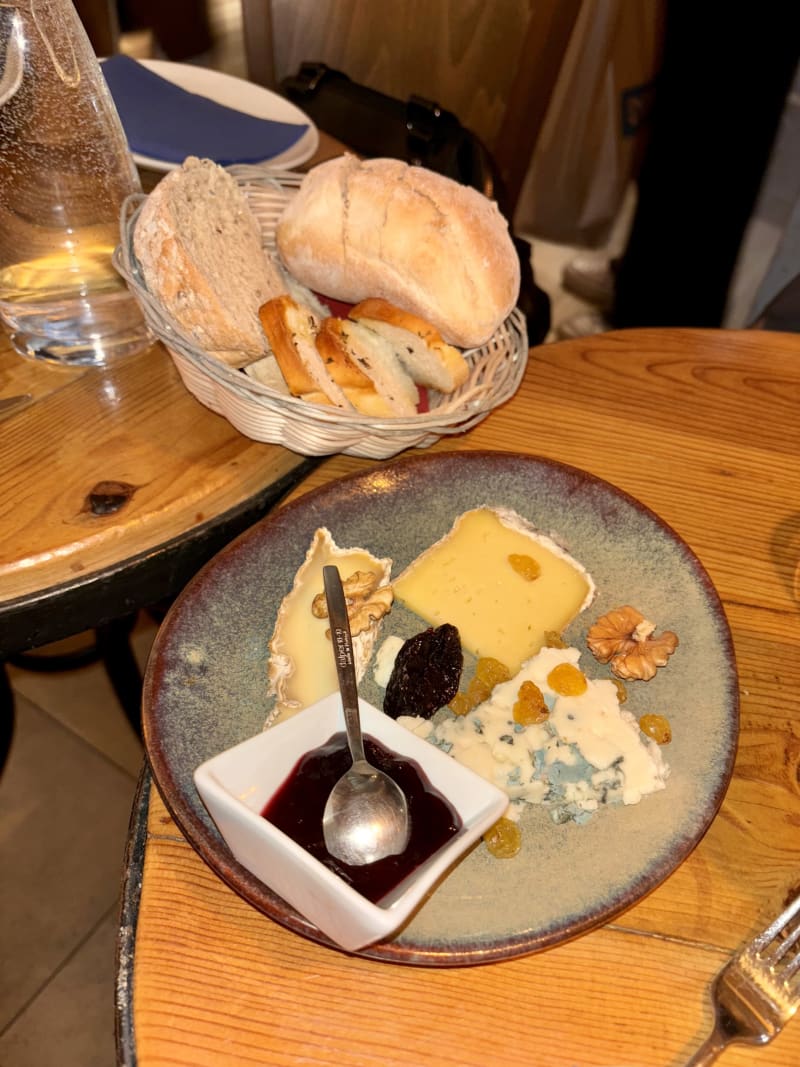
267,528,392,724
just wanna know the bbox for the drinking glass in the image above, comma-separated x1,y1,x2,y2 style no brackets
0,0,149,365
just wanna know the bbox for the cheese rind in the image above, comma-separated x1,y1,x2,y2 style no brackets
392,507,594,674
267,528,392,723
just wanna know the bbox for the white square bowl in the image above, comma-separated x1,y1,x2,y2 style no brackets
194,693,508,951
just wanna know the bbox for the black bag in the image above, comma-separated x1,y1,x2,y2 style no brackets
280,63,550,345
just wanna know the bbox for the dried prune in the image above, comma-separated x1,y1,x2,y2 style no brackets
383,624,463,720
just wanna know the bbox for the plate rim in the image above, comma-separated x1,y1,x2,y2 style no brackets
122,59,320,172
142,450,740,966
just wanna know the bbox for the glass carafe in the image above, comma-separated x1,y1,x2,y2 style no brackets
0,0,149,365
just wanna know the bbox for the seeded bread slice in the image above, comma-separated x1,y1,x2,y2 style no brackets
316,318,420,417
133,156,286,367
349,298,469,393
258,295,352,408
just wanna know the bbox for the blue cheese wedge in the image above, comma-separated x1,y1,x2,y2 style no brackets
392,507,595,675
398,645,669,822
267,528,392,723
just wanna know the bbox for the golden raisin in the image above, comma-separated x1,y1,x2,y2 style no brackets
508,553,541,581
547,662,588,696
513,680,549,725
466,675,492,706
483,817,521,859
449,659,511,717
639,713,672,744
544,630,567,649
474,656,511,687
448,692,472,717
611,677,628,704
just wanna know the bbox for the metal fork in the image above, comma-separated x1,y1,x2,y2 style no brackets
686,891,800,1065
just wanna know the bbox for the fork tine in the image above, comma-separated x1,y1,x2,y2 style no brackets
762,923,800,970
753,893,800,951
754,892,800,979
784,954,800,985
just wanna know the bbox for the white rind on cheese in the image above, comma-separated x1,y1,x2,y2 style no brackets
266,528,392,724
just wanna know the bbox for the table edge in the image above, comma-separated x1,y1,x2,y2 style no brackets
116,765,149,1067
0,456,321,656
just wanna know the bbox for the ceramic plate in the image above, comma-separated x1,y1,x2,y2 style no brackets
142,452,739,965
129,60,319,172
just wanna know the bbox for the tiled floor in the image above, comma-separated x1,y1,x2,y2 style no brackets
0,621,156,1067
1,6,794,1065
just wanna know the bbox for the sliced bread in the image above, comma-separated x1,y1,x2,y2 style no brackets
258,295,352,408
316,318,420,417
349,298,469,393
133,156,286,367
243,354,291,394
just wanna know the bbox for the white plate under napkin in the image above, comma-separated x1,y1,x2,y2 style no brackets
102,56,319,172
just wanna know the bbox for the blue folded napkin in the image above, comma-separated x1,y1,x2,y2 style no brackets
102,54,309,165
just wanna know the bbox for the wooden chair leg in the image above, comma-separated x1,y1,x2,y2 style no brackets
74,0,121,55
0,664,14,774
241,0,276,88
7,615,144,741
95,617,144,739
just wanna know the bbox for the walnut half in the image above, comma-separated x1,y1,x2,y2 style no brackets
311,570,394,637
587,605,678,681
346,585,394,637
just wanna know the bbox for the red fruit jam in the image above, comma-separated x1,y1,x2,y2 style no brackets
261,732,462,904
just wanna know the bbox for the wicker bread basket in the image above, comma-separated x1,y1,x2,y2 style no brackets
115,164,528,460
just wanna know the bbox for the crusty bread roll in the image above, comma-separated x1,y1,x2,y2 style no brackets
134,156,286,367
276,155,520,348
349,299,469,393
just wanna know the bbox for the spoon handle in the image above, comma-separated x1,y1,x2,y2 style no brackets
323,566,367,765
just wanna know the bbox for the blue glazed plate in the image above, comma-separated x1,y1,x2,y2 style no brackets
142,451,739,965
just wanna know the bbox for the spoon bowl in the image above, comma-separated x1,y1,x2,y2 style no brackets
321,565,410,866
323,758,410,866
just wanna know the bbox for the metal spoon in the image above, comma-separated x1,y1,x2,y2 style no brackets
321,565,410,866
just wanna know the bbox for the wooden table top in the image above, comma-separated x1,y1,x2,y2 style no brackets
0,334,312,606
127,326,800,1067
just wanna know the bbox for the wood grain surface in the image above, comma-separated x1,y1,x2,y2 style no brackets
0,337,310,603
132,327,800,1067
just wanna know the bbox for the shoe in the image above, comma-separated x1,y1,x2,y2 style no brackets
561,252,618,310
553,310,613,340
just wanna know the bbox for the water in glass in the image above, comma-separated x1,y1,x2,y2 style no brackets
0,0,149,365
